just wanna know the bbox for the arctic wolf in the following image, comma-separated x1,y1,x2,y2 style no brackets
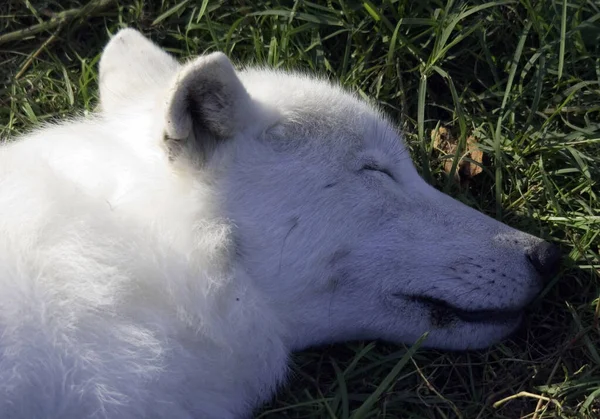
0,29,560,418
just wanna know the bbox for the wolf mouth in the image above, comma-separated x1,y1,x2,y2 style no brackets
401,294,523,324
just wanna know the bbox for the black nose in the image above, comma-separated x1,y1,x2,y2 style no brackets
526,241,561,280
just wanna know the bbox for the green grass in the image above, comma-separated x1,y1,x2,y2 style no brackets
1,0,599,417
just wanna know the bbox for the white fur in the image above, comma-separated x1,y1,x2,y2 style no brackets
0,29,550,418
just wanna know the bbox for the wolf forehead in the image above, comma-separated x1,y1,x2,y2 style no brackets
237,68,404,151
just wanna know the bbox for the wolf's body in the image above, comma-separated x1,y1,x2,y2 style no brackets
0,29,559,418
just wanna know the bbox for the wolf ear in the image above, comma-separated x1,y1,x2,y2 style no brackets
162,52,252,161
99,28,179,113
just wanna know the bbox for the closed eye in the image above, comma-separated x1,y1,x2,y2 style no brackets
361,163,395,181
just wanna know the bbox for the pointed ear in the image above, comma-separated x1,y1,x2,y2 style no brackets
98,28,179,113
163,52,253,161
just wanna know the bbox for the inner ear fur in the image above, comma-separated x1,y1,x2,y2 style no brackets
163,52,252,161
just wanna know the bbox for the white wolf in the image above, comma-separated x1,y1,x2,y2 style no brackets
0,29,560,418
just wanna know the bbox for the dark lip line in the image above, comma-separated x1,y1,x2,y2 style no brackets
392,293,524,323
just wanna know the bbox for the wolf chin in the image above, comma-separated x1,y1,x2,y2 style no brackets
0,29,560,418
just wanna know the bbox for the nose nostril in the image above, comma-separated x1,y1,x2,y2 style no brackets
526,241,561,280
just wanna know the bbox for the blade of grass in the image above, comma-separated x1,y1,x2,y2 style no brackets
558,0,567,79
152,0,191,26
350,333,428,419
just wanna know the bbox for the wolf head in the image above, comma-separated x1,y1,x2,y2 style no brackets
99,29,560,351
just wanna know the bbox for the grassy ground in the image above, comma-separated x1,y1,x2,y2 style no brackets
1,0,599,417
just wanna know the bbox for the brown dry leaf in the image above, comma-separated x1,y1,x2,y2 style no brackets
431,126,484,184
464,136,483,178
432,126,456,176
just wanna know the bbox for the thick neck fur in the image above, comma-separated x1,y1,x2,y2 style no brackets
100,112,291,417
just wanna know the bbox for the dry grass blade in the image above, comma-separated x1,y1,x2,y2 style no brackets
0,0,118,45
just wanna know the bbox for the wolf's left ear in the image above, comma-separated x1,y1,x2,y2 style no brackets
99,28,179,113
163,52,252,160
